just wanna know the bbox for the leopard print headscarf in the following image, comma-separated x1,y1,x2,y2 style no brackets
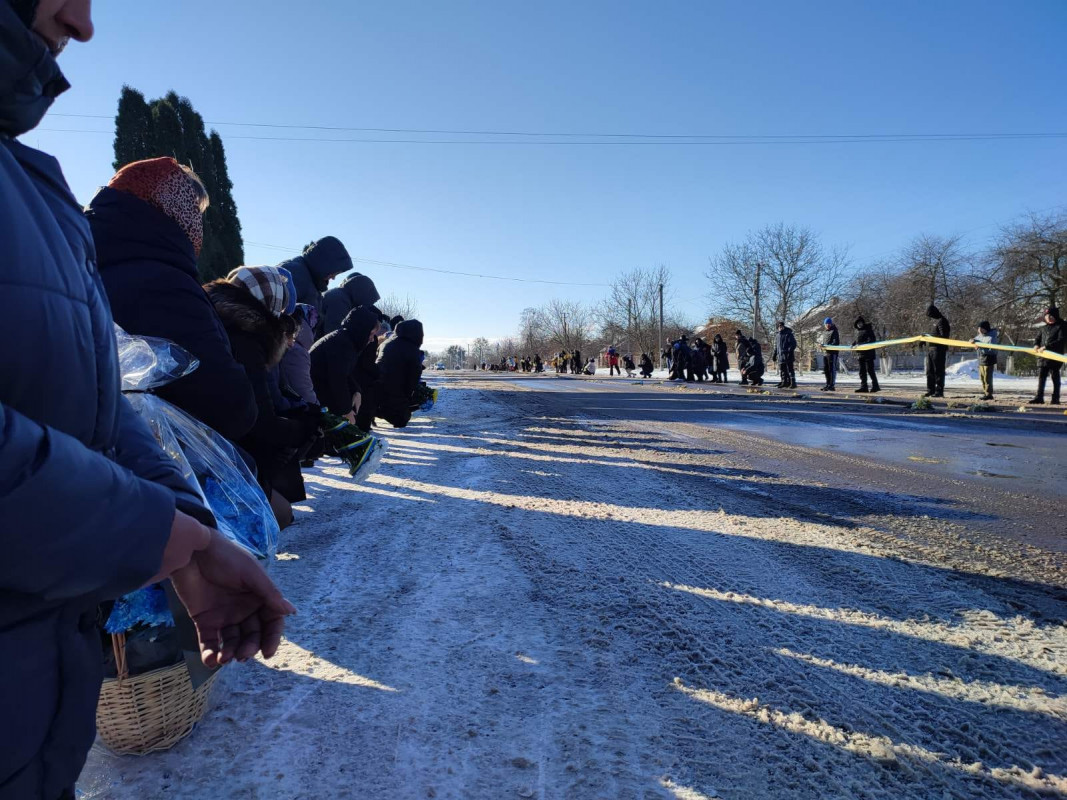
108,157,205,255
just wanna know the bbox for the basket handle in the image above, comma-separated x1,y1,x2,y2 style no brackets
110,632,129,683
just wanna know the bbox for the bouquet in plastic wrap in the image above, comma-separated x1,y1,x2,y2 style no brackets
321,411,387,481
413,382,438,413
105,327,280,634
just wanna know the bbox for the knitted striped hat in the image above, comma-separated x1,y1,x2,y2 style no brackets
226,266,296,317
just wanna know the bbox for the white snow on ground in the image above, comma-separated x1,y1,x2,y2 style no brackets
79,382,1066,799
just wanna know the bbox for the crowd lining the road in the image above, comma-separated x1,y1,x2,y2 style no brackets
482,306,1066,404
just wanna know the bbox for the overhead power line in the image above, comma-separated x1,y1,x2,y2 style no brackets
244,241,611,287
41,114,1067,145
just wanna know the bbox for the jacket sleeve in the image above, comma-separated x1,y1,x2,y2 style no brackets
0,399,175,602
280,345,319,406
142,284,259,442
235,338,309,447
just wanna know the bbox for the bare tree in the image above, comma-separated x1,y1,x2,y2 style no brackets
987,211,1067,318
707,223,848,342
898,233,968,306
378,293,420,321
598,266,674,356
470,336,490,366
538,299,593,352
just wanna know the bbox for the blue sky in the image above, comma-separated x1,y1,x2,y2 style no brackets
33,0,1067,350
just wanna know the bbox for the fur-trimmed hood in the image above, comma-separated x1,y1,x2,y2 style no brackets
205,280,290,367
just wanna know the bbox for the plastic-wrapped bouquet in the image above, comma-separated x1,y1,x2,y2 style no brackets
105,327,281,635
321,411,387,481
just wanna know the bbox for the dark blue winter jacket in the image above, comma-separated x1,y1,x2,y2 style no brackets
1,7,211,797
90,187,259,443
277,236,354,320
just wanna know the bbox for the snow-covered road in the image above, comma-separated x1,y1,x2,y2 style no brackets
81,378,1067,799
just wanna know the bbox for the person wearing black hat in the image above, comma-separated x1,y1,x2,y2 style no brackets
1029,306,1065,405
852,317,880,393
970,321,999,401
923,304,950,398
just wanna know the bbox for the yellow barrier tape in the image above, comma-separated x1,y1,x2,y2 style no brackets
822,334,1067,364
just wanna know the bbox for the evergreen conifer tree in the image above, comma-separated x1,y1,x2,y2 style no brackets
112,86,244,281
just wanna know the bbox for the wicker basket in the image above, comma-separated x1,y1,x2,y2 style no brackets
96,632,219,755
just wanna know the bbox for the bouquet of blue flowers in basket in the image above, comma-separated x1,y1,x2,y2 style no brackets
320,411,387,481
105,327,280,635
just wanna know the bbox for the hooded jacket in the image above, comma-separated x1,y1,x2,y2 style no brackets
376,320,426,427
276,236,353,316
852,318,877,363
90,187,258,443
1,6,211,795
927,305,951,350
772,326,797,363
205,281,310,481
321,272,380,337
309,307,380,416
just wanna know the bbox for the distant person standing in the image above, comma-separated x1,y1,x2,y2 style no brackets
924,304,950,398
970,321,999,401
607,346,620,376
772,321,797,389
1030,306,1065,405
817,317,840,391
852,317,881,393
712,334,729,383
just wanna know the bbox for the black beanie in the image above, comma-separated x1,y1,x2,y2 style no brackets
1047,306,1061,320
926,304,941,319
978,320,991,332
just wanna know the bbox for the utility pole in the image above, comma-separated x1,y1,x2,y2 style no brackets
753,262,763,342
627,298,633,356
658,283,665,370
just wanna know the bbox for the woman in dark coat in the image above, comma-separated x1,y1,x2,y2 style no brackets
712,334,730,383
90,158,258,443
309,307,381,418
377,320,426,428
206,268,317,524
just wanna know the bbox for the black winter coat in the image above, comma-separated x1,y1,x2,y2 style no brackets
309,308,380,415
321,272,380,337
377,320,426,427
852,323,878,363
712,340,729,372
773,326,797,363
205,282,312,484
90,188,258,443
1035,319,1066,355
1,14,211,794
929,312,951,351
